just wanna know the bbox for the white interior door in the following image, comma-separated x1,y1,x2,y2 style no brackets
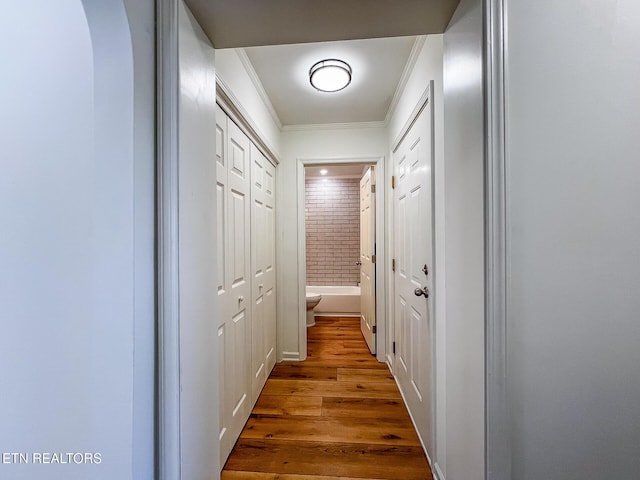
393,100,434,455
217,109,252,463
262,160,277,376
250,144,276,403
360,166,376,354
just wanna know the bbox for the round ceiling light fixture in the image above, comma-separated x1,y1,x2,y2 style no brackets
309,59,352,92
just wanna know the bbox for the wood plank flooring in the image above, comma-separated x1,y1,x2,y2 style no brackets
222,316,432,480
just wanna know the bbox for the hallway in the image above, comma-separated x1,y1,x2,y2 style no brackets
222,316,432,479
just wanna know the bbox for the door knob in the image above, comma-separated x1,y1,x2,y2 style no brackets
422,264,429,276
414,286,429,298
355,261,362,266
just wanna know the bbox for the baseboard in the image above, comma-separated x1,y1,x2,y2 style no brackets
434,462,445,480
314,313,360,318
281,351,301,361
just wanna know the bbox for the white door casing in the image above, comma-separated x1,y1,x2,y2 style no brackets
360,166,376,354
393,95,435,456
217,109,252,463
296,156,386,363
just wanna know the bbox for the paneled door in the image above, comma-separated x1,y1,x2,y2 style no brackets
262,158,277,376
250,144,277,403
360,166,376,354
393,96,434,455
217,108,252,463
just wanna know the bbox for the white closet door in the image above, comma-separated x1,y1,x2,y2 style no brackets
218,111,252,463
250,145,276,403
250,144,266,402
263,159,276,375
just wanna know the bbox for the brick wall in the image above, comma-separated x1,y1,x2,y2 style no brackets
305,177,360,286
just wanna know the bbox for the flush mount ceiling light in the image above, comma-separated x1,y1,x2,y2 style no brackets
309,59,352,92
320,169,328,175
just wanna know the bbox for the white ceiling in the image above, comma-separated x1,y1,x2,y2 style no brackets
184,0,460,49
242,36,417,126
306,164,370,178
183,0,461,127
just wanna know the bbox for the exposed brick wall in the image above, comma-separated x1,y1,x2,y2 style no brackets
305,177,360,286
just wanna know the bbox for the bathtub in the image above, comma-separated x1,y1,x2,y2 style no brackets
306,285,361,316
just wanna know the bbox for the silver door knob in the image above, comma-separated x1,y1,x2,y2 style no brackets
355,261,362,266
414,286,429,298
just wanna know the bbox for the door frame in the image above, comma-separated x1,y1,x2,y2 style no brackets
156,3,496,479
296,156,387,362
485,0,510,478
157,0,181,478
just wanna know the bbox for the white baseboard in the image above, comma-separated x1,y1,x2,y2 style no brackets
433,462,446,480
281,351,301,361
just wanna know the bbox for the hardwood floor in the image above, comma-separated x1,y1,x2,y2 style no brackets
222,316,432,480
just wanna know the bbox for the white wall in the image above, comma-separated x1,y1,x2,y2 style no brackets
386,34,448,476
215,49,282,157
178,2,220,478
442,0,485,479
0,1,155,478
122,0,156,477
278,126,388,359
503,1,640,478
388,35,444,145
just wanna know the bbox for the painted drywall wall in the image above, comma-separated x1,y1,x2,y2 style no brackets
442,0,485,479
178,2,220,478
0,1,155,479
215,49,281,157
386,34,447,475
503,1,640,478
388,35,444,145
279,126,388,359
121,0,156,477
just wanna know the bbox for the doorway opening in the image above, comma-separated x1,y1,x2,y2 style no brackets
297,157,387,362
304,164,366,329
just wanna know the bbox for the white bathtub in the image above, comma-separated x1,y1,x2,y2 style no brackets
306,285,361,316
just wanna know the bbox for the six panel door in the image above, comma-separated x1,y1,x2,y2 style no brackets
217,107,278,464
218,110,252,463
393,98,435,455
360,166,376,354
250,144,277,403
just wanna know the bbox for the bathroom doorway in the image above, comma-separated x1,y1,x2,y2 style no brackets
297,157,387,361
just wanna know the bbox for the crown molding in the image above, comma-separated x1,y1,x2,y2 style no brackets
235,48,283,130
281,121,386,132
216,74,280,165
384,35,427,126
